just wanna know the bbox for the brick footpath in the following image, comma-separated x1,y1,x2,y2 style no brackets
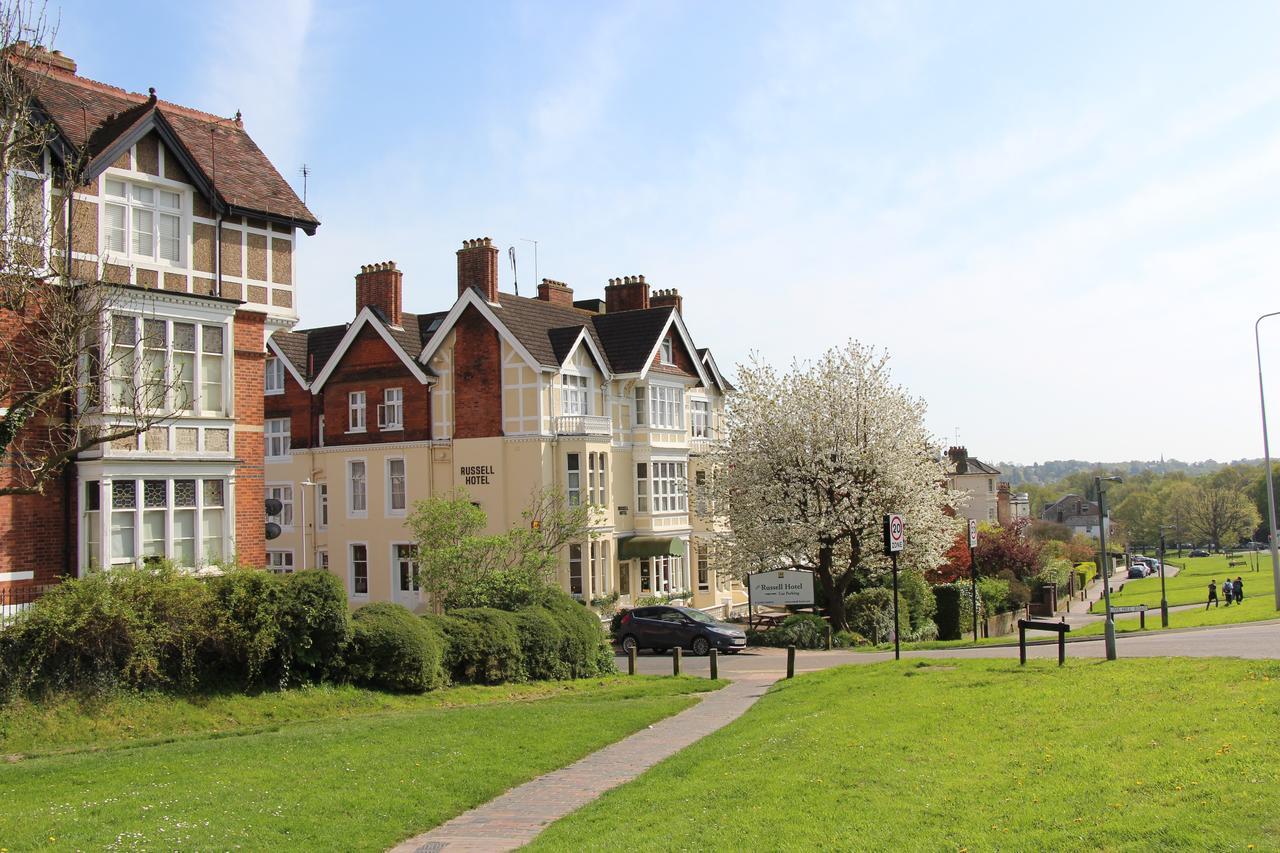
388,674,778,852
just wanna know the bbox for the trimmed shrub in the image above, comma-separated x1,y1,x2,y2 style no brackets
978,576,1011,616
844,588,910,645
513,607,570,681
832,630,868,648
898,569,937,634
751,613,829,649
205,569,282,686
275,570,351,684
540,589,613,678
438,608,524,684
347,603,445,693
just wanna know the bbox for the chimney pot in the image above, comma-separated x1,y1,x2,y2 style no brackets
457,235,500,302
355,260,404,326
604,273,651,313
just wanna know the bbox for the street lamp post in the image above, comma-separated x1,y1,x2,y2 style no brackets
1158,525,1171,628
1254,311,1280,610
1096,475,1122,661
301,479,315,572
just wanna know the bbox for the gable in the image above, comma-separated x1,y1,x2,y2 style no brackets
311,307,431,391
648,323,700,378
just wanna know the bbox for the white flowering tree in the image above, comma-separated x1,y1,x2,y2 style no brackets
708,341,962,631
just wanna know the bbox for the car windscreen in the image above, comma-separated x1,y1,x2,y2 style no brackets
677,607,715,624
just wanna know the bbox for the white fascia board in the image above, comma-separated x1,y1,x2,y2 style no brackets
701,349,729,392
417,288,543,373
265,336,310,391
637,311,713,388
560,327,612,380
311,307,432,393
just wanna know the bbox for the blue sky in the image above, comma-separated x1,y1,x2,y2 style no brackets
58,1,1280,464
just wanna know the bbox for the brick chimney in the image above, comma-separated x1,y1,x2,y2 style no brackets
947,446,969,474
6,42,77,74
650,287,683,315
355,261,402,326
536,278,574,307
605,275,649,313
457,237,499,303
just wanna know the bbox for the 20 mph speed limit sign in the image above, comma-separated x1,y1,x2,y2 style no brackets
969,519,978,548
883,513,905,555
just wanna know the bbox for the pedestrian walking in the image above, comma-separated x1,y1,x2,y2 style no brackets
1222,578,1233,607
1235,576,1244,604
1207,580,1219,609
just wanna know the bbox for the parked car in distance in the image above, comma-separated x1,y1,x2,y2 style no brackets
1128,565,1148,579
1189,549,1210,558
616,605,748,656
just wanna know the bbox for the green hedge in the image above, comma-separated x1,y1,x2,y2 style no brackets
748,613,830,649
933,584,962,640
844,588,910,644
512,606,570,681
347,603,446,693
434,608,525,685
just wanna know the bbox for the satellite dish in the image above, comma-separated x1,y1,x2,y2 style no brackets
265,498,283,516
265,522,282,541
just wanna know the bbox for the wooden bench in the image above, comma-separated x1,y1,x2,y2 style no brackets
1018,618,1071,666
1227,559,1245,568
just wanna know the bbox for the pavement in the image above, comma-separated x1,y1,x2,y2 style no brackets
387,616,1280,851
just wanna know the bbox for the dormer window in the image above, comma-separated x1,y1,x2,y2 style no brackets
104,178,182,264
660,336,673,365
561,374,588,416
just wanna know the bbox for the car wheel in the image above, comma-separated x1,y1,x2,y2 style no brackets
620,635,638,655
691,636,711,656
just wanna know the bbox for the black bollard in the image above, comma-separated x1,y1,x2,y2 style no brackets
673,646,682,676
628,645,636,675
709,648,718,680
786,644,796,679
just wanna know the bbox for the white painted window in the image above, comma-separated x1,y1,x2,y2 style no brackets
83,480,102,568
569,543,583,596
637,384,683,429
106,315,227,415
639,557,651,592
561,374,588,415
650,461,688,513
348,391,366,432
265,356,285,394
266,550,294,574
350,543,369,596
265,418,291,459
316,549,328,570
387,458,407,514
587,452,607,505
691,400,710,438
266,484,294,528
395,543,419,593
102,477,226,568
318,483,328,528
103,178,183,264
349,460,367,515
660,336,673,365
635,462,648,513
378,387,403,430
566,453,581,506
697,544,709,591
589,540,602,597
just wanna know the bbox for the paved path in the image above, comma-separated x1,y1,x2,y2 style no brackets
388,674,778,852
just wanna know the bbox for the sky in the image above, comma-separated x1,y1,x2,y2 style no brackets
54,0,1280,464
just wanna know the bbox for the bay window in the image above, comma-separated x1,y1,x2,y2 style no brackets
569,543,583,596
561,374,588,415
104,178,183,264
92,476,228,569
639,460,687,513
104,314,227,415
587,452,607,505
635,463,648,512
634,384,683,429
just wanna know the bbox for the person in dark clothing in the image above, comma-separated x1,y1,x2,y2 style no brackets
1222,578,1233,607
1206,580,1218,609
1235,576,1244,604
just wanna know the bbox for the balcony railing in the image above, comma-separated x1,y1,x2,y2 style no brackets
690,435,718,454
554,415,612,436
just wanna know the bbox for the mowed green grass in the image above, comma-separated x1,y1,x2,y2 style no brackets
531,659,1280,851
1095,553,1273,611
0,677,720,850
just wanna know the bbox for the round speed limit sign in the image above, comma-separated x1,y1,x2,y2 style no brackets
886,513,905,553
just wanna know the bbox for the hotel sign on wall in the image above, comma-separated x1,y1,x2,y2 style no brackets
748,570,816,606
460,465,496,485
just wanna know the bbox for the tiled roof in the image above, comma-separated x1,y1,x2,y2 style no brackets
387,312,446,367
16,60,318,231
590,307,675,374
270,329,309,376
494,293,604,369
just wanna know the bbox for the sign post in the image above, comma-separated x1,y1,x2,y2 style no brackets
883,513,904,660
969,519,979,643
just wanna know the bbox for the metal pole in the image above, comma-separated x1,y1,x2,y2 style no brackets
1159,530,1169,628
970,538,979,644
299,481,310,572
1254,312,1280,610
1096,476,1119,661
891,552,901,660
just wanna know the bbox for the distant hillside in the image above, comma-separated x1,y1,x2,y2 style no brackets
996,458,1264,486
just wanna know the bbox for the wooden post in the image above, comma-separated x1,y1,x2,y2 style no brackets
786,644,796,678
1140,608,1146,630
709,648,718,680
672,646,682,676
1018,621,1027,665
1058,618,1066,666
628,645,637,675
826,625,833,651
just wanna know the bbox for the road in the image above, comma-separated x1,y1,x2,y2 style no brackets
613,619,1280,679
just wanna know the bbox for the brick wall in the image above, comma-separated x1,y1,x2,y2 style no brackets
319,324,431,447
453,304,502,438
264,366,316,448
233,310,266,568
648,322,700,378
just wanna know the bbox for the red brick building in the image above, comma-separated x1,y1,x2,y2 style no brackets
0,46,317,597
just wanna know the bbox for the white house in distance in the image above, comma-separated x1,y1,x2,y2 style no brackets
944,446,1001,524
1041,494,1111,541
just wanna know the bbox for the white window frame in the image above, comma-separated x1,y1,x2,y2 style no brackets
318,483,329,529
386,457,407,516
697,543,709,591
99,476,227,569
649,460,688,513
378,387,404,430
316,548,329,571
638,383,683,430
349,542,370,598
569,543,583,597
635,462,648,513
265,417,291,460
266,550,295,574
265,356,286,394
266,483,294,530
660,336,673,365
348,391,366,433
393,542,419,595
102,175,186,266
348,458,368,517
103,314,229,417
691,398,710,438
560,373,589,416
566,453,581,506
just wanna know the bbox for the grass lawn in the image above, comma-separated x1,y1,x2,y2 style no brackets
530,659,1280,851
0,676,720,850
1094,553,1274,611
1069,595,1280,637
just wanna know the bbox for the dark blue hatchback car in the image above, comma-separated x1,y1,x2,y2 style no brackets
616,605,747,656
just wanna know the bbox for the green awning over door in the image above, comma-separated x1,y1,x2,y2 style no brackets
618,536,686,559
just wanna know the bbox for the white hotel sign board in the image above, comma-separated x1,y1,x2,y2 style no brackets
748,570,816,607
